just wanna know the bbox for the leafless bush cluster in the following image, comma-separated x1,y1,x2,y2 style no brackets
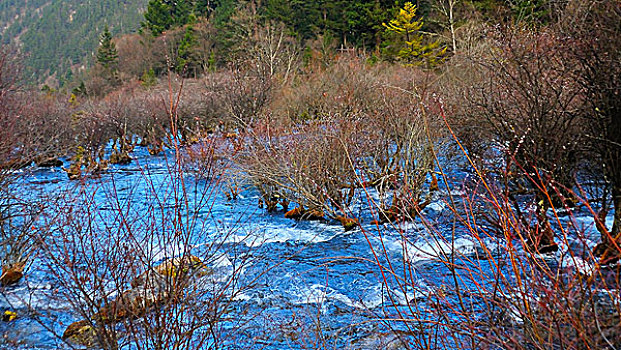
365,155,621,349
0,87,268,348
447,26,586,254
366,2,621,348
237,58,444,229
2,1,621,348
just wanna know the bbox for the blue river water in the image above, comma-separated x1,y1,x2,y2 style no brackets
0,144,610,349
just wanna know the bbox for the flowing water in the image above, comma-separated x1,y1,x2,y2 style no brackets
0,145,613,349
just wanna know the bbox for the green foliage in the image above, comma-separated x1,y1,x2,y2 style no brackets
41,84,55,94
140,68,158,88
206,51,216,72
262,0,397,49
142,0,174,36
72,81,88,96
195,0,215,18
383,2,446,67
509,0,551,24
176,25,199,74
0,0,146,85
96,26,119,70
141,0,217,36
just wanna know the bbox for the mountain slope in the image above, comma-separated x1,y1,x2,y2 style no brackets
0,0,148,86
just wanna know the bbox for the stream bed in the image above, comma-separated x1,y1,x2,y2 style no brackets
0,145,615,349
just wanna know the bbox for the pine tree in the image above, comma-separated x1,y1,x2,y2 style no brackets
142,0,199,36
142,0,173,36
96,25,118,70
383,2,446,67
177,25,198,75
194,0,215,18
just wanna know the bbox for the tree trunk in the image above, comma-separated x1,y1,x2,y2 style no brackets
529,191,558,254
595,184,621,264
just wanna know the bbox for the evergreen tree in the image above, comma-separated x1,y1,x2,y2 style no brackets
142,0,203,36
383,2,446,66
72,81,87,96
140,68,158,87
96,25,118,70
172,0,193,26
194,0,215,18
177,25,198,75
142,0,173,36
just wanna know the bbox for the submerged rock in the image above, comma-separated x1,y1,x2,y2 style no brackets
336,215,360,232
93,287,160,324
130,255,211,289
147,142,163,155
284,207,325,220
35,157,63,167
62,320,100,349
63,161,82,180
284,207,303,219
109,151,132,165
92,255,211,324
352,331,407,350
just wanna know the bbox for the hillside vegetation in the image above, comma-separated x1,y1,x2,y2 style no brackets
0,0,147,85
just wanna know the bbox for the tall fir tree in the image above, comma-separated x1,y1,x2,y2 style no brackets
142,0,203,36
142,0,173,36
194,0,215,17
96,25,118,70
177,25,198,75
383,2,446,67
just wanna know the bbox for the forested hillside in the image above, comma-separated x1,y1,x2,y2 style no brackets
0,0,147,86
1,0,547,86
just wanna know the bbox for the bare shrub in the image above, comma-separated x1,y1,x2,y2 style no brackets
0,46,28,171
563,0,621,264
450,27,585,253
360,109,621,349
21,84,263,350
238,58,443,228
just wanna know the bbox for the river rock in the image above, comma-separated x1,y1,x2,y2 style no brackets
93,287,160,324
0,261,26,286
130,255,211,289
63,162,82,180
62,320,99,348
109,151,132,165
336,215,359,231
35,157,63,167
284,207,324,220
93,255,211,324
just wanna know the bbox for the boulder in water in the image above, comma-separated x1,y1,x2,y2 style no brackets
0,261,26,286
284,207,324,220
336,215,359,231
62,320,99,348
36,157,63,167
285,207,303,219
94,255,210,324
93,287,160,324
109,151,132,165
131,255,211,289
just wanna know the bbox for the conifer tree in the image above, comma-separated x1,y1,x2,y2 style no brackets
383,2,446,66
177,25,198,75
142,0,173,36
96,25,118,70
194,0,214,17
